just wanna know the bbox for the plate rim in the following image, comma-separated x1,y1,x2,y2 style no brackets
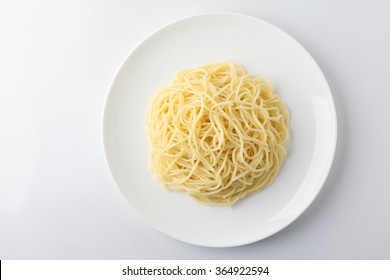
102,12,338,247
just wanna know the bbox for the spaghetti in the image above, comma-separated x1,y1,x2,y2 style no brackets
147,62,289,205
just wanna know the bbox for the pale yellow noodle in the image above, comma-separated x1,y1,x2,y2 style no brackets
146,61,289,205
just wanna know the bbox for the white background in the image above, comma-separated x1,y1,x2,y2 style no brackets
1,0,389,259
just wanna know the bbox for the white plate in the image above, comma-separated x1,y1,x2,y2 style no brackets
103,13,337,247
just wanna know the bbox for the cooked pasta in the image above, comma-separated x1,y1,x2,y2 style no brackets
146,61,289,205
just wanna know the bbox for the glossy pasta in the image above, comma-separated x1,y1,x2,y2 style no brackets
146,62,289,205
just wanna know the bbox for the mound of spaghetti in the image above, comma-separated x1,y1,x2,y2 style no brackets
146,61,289,205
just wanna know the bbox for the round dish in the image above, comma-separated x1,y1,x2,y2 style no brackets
103,13,337,247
